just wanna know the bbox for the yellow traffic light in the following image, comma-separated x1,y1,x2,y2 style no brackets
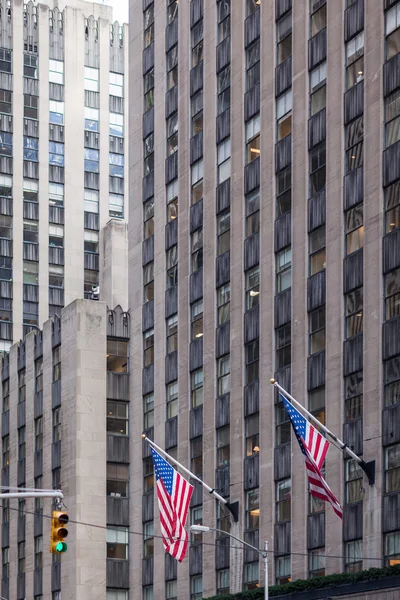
50,510,68,554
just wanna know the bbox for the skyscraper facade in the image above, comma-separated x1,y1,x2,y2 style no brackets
0,0,128,351
129,0,400,598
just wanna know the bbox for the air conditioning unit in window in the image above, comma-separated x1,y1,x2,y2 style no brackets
91,285,100,301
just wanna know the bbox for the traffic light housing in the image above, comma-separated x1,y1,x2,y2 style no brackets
50,510,68,554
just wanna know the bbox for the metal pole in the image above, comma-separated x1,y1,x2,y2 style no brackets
264,541,268,600
142,435,228,505
272,380,363,465
0,491,63,499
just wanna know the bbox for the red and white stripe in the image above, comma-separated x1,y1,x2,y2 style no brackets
304,422,330,471
155,470,193,562
302,440,343,519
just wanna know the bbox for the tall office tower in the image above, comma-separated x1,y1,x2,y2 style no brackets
0,0,128,352
129,0,400,598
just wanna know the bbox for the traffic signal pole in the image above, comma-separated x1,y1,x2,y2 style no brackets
0,485,63,501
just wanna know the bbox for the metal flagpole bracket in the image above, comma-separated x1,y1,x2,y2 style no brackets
226,500,239,522
359,459,375,486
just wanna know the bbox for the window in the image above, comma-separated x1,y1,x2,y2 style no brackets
246,190,260,237
244,561,259,590
143,133,154,175
0,257,11,283
0,215,12,239
18,426,26,460
167,113,178,156
167,1,178,23
190,575,202,600
49,100,64,125
143,457,154,493
191,437,203,477
276,90,292,141
107,340,128,372
18,369,26,404
143,521,154,558
385,182,400,233
384,356,400,407
245,340,259,385
346,32,364,88
246,121,260,163
386,268,400,321
24,94,38,119
277,12,292,65
310,142,326,195
192,39,203,68
384,532,400,566
109,193,124,219
166,314,178,353
276,324,291,369
53,346,61,381
107,591,129,600
49,59,64,84
2,547,9,579
245,414,260,457
110,153,124,178
144,328,154,366
217,568,230,594
218,12,230,43
84,66,99,92
35,416,43,452
191,159,204,186
247,0,260,16
23,219,38,244
49,141,64,166
34,536,43,569
50,183,65,208
23,260,38,285
310,62,326,96
276,167,292,216
144,68,155,111
167,46,178,90
276,478,291,522
191,300,203,340
52,468,61,490
191,369,203,408
143,587,154,600
216,427,230,466
275,555,291,585
345,459,363,503
309,307,325,355
84,148,99,173
246,40,260,91
277,247,291,292
0,89,11,115
311,85,326,117
18,541,25,574
0,48,11,73
143,262,154,303
144,17,154,48
53,407,61,442
166,381,178,419
217,355,230,396
167,245,178,288
311,4,326,36
192,181,203,205
345,288,363,338
24,53,37,78
346,117,364,172
217,68,230,115
385,443,400,493
245,489,259,529
309,387,325,425
386,3,400,60
2,435,9,468
217,283,230,325
107,401,128,436
143,197,154,239
217,138,231,182
49,225,64,250
344,540,362,573
167,180,178,222
216,502,230,535
110,72,124,98
85,107,100,132
143,393,154,430
217,210,230,255
345,204,364,255
246,266,260,310
385,90,400,148
345,371,363,421
0,132,11,158
106,527,129,559
110,111,124,136
2,380,9,413
191,228,203,273
309,226,326,275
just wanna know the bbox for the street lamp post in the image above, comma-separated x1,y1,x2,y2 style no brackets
190,525,268,600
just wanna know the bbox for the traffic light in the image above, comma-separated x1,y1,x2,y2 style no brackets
50,510,69,554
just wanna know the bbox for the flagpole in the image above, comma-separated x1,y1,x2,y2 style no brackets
142,434,239,520
271,379,375,485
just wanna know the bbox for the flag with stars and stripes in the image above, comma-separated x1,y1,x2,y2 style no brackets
280,393,343,519
151,447,194,561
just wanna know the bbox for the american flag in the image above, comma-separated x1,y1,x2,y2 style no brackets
151,447,194,562
281,394,343,519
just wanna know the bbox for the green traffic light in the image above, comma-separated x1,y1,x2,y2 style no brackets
55,542,67,553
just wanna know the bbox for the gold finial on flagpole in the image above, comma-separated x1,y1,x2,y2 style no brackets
270,378,275,384
141,433,146,439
